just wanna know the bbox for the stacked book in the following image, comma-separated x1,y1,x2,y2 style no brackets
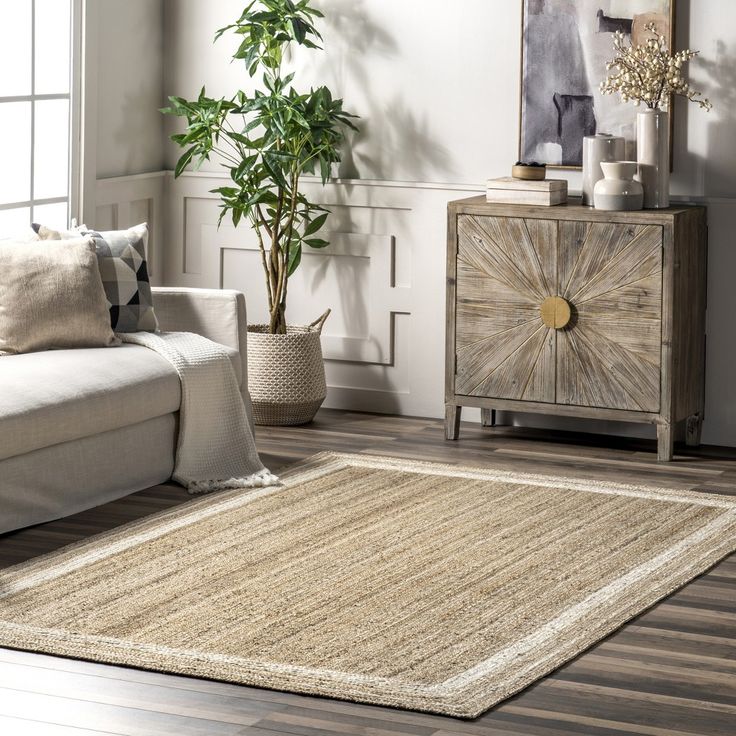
486,177,568,206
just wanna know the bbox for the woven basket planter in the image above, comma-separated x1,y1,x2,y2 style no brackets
247,317,328,426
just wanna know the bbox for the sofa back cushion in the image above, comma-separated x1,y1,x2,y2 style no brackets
0,239,119,356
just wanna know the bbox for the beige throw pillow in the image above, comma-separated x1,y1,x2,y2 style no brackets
0,239,119,356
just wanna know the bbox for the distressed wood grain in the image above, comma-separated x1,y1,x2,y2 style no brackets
445,197,707,462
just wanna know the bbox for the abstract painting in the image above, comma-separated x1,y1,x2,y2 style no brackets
520,0,673,167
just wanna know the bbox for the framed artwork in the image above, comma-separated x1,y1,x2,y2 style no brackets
519,0,674,168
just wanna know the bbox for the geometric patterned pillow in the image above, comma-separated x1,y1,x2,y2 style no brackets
32,222,158,333
77,224,158,333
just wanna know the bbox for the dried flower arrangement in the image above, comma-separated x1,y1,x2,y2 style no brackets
600,23,712,112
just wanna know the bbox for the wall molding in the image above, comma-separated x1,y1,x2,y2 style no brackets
94,171,166,283
201,226,410,364
163,169,736,204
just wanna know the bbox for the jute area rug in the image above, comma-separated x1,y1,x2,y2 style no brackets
1,452,734,718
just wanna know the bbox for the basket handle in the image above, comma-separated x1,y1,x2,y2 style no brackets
308,309,331,334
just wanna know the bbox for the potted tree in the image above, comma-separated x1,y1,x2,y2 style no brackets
163,0,357,425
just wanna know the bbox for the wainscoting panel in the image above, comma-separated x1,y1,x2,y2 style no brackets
163,172,479,417
94,173,166,284
215,229,408,364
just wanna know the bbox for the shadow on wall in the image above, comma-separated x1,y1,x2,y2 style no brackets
114,85,163,178
697,43,736,446
311,0,455,182
698,41,736,197
308,251,371,354
106,7,164,177
350,99,456,183
674,1,736,445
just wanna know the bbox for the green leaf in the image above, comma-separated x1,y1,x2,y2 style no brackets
305,237,329,249
319,156,330,183
287,242,302,275
265,148,296,161
227,131,254,145
262,153,290,190
303,212,328,236
211,186,238,197
232,154,258,181
243,117,262,133
291,17,307,43
174,147,196,178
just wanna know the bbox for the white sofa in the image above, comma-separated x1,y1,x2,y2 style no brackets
0,287,251,535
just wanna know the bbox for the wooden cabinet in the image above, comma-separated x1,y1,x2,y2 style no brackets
445,196,708,461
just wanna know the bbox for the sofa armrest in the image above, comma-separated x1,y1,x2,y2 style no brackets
151,286,248,379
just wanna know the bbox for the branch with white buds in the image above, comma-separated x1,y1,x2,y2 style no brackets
599,23,712,112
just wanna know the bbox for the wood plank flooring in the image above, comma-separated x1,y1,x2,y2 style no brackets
0,410,734,735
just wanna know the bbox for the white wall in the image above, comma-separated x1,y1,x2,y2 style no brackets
162,0,736,193
162,0,522,186
83,1,167,283
143,0,736,445
95,0,165,179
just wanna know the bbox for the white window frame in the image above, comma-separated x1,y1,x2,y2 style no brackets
0,0,82,227
78,0,96,226
69,0,84,225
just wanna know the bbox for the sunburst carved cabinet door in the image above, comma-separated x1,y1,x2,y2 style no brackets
446,198,707,462
455,215,558,403
556,221,663,412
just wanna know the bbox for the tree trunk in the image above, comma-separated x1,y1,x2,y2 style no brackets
269,302,287,334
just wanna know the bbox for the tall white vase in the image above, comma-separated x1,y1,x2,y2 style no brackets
636,109,670,209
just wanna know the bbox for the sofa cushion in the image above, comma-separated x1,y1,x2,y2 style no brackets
0,239,119,355
33,223,158,334
0,343,243,462
85,225,158,333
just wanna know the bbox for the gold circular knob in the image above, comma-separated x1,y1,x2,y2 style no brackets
540,296,572,330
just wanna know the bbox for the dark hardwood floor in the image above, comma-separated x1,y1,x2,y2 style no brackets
1,410,734,735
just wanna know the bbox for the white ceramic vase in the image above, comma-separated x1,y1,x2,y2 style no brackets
636,109,670,209
594,161,644,211
581,134,625,206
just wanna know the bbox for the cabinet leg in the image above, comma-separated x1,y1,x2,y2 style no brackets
445,404,461,441
481,408,496,427
657,423,674,462
685,413,703,447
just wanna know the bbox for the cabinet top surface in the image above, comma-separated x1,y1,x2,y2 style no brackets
449,195,705,221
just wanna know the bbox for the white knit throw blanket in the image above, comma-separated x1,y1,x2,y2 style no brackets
121,331,278,494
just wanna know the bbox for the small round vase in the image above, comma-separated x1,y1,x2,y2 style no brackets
581,134,625,206
594,161,644,211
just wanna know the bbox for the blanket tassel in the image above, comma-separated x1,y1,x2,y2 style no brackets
186,468,280,495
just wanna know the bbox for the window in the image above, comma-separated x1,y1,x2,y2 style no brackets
0,0,76,232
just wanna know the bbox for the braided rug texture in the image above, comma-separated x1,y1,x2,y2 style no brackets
1,452,734,718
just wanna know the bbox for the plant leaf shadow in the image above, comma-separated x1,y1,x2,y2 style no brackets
305,0,455,183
